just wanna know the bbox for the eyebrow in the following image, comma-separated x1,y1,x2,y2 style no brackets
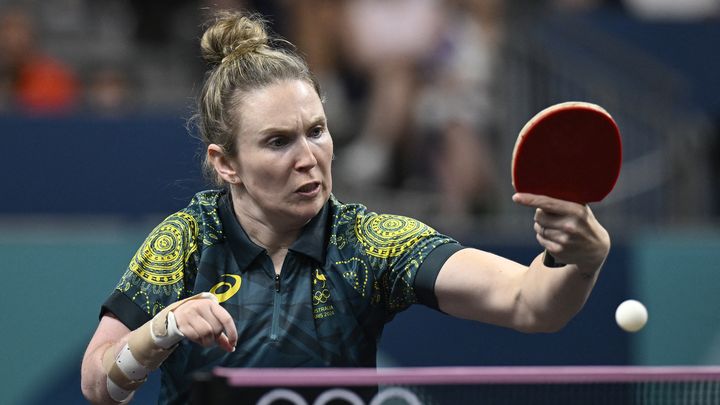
258,116,327,136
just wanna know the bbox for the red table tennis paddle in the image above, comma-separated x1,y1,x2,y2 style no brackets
511,101,622,266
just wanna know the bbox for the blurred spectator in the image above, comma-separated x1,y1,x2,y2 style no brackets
410,0,503,217
0,5,79,115
283,1,359,146
336,0,443,187
326,0,503,218
84,65,134,117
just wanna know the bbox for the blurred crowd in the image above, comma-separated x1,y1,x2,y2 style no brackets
2,0,719,222
0,0,510,220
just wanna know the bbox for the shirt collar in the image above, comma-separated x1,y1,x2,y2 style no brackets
288,199,329,264
218,192,264,272
218,192,329,271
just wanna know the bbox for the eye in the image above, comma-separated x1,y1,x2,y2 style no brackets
309,125,325,138
267,136,289,148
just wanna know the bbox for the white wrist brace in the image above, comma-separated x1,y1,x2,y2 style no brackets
103,292,216,403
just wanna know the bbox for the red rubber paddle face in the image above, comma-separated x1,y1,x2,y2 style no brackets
512,102,622,204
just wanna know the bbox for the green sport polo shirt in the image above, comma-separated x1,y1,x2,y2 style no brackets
101,190,463,404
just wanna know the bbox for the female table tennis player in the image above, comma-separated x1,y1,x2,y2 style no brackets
80,11,610,405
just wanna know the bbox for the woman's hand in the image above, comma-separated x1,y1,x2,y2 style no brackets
513,193,610,271
172,297,238,352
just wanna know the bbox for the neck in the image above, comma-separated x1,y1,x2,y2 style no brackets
230,193,302,255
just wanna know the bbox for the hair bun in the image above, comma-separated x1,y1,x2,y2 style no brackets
200,11,269,66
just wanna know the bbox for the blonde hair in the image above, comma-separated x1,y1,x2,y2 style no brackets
192,11,320,186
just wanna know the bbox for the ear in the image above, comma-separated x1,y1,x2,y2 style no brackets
207,144,241,184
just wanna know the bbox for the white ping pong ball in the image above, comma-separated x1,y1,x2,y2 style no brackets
615,299,648,332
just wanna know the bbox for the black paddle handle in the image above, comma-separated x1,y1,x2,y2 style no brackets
543,250,565,267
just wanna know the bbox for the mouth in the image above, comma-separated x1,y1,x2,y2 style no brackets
295,181,321,196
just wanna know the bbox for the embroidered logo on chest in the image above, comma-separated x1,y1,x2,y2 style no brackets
312,268,335,319
209,274,242,303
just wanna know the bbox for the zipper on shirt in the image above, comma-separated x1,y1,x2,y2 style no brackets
270,273,281,341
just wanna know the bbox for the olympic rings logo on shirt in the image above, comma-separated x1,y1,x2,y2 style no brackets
209,274,242,303
256,387,422,405
312,289,331,305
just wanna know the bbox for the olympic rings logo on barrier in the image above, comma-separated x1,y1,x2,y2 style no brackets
256,387,422,405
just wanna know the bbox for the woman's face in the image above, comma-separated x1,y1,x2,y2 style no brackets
230,79,333,227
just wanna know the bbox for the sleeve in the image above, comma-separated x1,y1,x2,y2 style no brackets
413,242,464,310
354,213,463,314
100,211,200,331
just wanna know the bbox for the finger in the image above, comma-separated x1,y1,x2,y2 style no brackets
194,304,234,350
534,214,568,238
534,222,569,245
196,304,225,336
533,222,546,238
210,304,238,349
215,332,235,352
534,208,565,227
196,320,218,347
536,206,589,238
181,300,236,349
178,319,211,347
536,232,563,256
513,193,585,216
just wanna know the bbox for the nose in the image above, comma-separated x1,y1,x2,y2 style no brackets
295,137,318,171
